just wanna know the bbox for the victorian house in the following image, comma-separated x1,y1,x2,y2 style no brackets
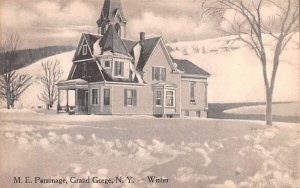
57,0,210,117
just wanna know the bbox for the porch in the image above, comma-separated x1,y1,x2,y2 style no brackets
57,79,89,115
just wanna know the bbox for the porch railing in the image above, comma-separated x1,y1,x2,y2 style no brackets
57,105,88,114
76,106,88,113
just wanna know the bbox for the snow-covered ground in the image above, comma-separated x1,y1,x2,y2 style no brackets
168,35,300,103
0,110,299,188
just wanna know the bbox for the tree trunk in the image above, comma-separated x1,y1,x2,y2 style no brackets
6,100,10,109
266,89,273,126
6,92,10,109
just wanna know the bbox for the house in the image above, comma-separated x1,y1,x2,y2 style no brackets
57,0,210,118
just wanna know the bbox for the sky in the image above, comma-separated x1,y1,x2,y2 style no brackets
0,0,293,49
0,0,222,49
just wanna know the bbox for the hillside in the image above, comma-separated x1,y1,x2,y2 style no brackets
0,51,75,108
0,46,75,74
168,35,300,103
1,34,299,108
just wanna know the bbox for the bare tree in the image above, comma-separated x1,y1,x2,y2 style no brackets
202,0,299,125
37,59,63,110
0,33,32,109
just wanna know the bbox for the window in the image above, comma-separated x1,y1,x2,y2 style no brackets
92,89,98,105
156,91,162,106
152,67,166,81
190,82,196,104
82,63,87,77
114,61,124,76
104,89,110,106
166,90,174,107
124,89,137,106
82,44,88,55
104,61,111,68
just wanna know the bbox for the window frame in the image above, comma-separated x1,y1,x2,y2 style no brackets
155,90,162,107
165,90,175,107
82,44,88,55
124,89,137,107
114,61,124,77
152,67,166,81
190,82,196,104
104,60,111,69
91,89,99,105
103,88,110,106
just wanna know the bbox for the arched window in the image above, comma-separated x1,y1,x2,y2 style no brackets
115,24,121,37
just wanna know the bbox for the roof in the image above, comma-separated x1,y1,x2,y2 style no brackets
83,33,101,52
122,39,138,54
173,59,210,76
97,0,127,26
99,25,129,55
136,37,161,71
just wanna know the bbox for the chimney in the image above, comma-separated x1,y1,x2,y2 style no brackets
140,32,145,42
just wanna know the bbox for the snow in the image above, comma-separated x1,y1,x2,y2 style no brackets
0,112,299,187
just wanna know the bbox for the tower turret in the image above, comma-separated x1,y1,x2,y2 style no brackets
97,0,127,38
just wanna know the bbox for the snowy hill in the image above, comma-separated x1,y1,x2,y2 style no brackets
0,51,75,108
168,35,300,103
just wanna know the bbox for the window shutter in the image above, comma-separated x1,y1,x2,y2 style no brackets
152,67,155,80
133,90,137,106
124,89,127,106
114,61,118,76
162,68,166,81
121,62,124,76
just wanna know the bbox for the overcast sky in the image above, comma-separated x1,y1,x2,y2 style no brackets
0,0,224,48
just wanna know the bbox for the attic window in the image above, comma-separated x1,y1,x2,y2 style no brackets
82,44,88,55
152,67,166,81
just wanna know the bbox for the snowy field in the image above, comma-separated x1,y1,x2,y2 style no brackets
0,110,299,188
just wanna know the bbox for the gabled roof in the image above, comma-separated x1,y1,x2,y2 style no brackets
97,0,127,26
73,33,101,62
173,58,210,76
122,39,138,54
99,25,129,56
136,37,161,71
83,33,102,52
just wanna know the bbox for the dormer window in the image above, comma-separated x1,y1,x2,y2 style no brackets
82,44,88,55
104,60,111,68
114,61,124,76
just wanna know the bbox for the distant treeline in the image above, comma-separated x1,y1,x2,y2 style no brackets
0,45,75,74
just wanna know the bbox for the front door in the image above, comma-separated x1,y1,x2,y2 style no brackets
77,89,89,113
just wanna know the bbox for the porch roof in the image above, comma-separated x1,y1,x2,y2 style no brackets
57,79,88,89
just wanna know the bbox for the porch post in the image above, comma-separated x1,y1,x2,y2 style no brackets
75,88,78,113
205,82,208,109
57,88,61,113
66,89,69,112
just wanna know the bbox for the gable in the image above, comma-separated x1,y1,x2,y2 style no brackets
73,35,94,62
143,41,174,75
141,39,175,72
